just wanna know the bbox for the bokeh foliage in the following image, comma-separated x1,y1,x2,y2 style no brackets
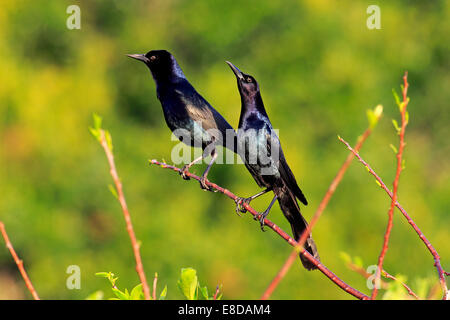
0,0,448,299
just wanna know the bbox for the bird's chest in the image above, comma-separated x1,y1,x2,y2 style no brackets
237,113,281,182
237,113,271,152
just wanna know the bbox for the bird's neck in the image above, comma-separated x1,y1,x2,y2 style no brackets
241,92,268,116
151,59,186,85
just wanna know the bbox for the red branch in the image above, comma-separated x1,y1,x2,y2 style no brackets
371,73,409,299
98,130,151,300
261,127,373,300
0,221,40,300
149,159,370,300
339,138,449,300
213,285,220,300
382,270,420,300
152,272,158,300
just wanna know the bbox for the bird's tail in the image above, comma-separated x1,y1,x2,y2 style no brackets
274,186,320,270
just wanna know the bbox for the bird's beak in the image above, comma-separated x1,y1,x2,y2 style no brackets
226,61,244,80
126,54,150,63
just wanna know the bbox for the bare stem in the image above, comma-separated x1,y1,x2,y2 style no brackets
338,137,448,299
213,285,220,300
152,272,158,300
371,72,410,299
0,221,40,300
98,130,151,300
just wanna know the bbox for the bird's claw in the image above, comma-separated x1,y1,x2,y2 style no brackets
235,197,250,214
255,210,269,232
234,197,247,216
179,165,191,180
199,176,213,191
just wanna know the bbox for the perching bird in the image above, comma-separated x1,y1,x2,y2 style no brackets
127,50,236,189
226,61,319,270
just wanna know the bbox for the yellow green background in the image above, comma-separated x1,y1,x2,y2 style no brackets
0,0,448,299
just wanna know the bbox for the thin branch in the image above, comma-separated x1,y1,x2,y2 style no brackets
261,125,375,300
338,138,449,300
213,285,220,300
382,270,420,300
152,272,158,300
371,73,409,299
98,130,151,300
149,159,370,300
0,221,40,300
260,249,298,300
344,260,419,300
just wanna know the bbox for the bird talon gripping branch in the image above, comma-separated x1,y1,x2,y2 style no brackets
234,197,249,214
233,198,243,216
179,166,191,180
199,177,213,191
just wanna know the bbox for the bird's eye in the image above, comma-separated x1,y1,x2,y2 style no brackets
150,55,157,61
246,77,252,83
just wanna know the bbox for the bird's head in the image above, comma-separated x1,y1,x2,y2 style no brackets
226,61,260,99
127,50,185,81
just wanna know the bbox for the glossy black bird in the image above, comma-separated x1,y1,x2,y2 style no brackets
227,61,319,270
127,50,236,189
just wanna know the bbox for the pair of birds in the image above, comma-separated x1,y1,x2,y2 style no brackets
127,50,320,270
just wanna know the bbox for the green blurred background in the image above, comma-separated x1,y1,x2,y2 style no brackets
0,0,448,299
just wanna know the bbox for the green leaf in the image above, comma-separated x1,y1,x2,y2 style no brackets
93,113,102,130
159,285,168,300
95,272,110,278
112,287,130,300
353,256,364,268
392,89,401,108
392,119,401,134
130,284,144,300
108,184,118,199
199,286,209,300
105,130,113,151
382,274,409,300
177,268,199,300
85,290,104,300
366,105,383,129
96,271,118,287
89,127,100,141
339,252,352,264
389,144,398,154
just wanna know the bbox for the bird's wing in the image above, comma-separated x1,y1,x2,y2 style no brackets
266,130,308,206
184,95,236,151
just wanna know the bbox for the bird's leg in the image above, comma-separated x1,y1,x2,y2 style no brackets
199,146,218,191
179,155,204,180
234,188,272,215
255,194,278,231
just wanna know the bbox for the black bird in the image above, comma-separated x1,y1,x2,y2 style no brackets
127,50,236,189
227,61,319,270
